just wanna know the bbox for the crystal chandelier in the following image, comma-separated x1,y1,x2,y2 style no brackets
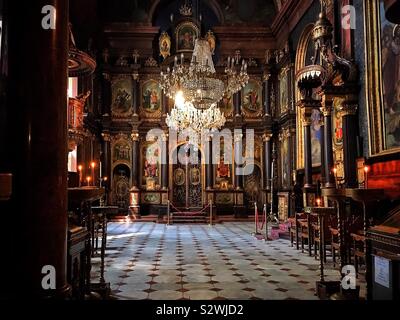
160,39,249,110
166,91,226,134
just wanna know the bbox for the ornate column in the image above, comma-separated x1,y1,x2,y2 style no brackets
321,96,336,188
4,0,69,298
101,132,112,203
234,133,244,190
206,134,213,190
263,134,272,189
320,119,326,185
161,133,169,190
263,73,271,116
131,132,140,189
102,73,112,116
340,100,358,188
132,73,139,118
300,103,314,189
233,91,241,117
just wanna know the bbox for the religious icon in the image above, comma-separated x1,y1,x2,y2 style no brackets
112,78,133,116
159,31,171,60
217,156,230,178
174,168,185,186
311,108,322,166
190,168,201,185
242,81,261,113
142,81,161,112
205,30,216,55
219,92,233,117
113,142,130,162
176,22,199,52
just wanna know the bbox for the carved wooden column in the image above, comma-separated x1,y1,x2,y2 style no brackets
263,134,272,190
101,132,112,202
161,133,169,190
4,0,70,298
299,102,315,189
132,73,139,119
102,73,111,116
233,91,241,118
234,133,244,190
131,132,140,189
263,73,271,117
206,134,213,190
340,100,358,188
320,96,336,188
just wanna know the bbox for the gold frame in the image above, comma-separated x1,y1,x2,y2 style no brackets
241,78,263,119
364,0,400,156
175,21,200,53
140,79,162,119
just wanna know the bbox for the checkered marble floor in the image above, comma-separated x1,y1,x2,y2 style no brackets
91,222,365,300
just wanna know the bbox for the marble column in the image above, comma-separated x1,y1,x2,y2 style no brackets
263,134,272,189
206,135,213,190
321,98,335,188
131,132,140,189
340,102,358,188
4,0,70,298
161,134,169,190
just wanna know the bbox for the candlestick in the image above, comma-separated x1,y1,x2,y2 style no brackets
78,165,83,187
91,161,96,186
364,166,369,189
333,167,338,189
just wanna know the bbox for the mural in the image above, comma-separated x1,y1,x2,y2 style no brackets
242,80,262,116
221,0,276,25
142,80,161,113
380,2,400,149
112,78,133,117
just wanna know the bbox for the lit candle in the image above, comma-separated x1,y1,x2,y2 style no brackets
364,166,369,189
78,165,83,187
90,161,96,186
316,198,321,207
333,167,338,188
86,176,91,186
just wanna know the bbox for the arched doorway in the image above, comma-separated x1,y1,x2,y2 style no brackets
170,143,203,209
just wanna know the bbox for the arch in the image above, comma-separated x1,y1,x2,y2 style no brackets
148,0,225,24
294,23,314,170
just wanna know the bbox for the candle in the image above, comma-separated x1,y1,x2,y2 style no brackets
91,161,96,186
86,176,91,186
364,166,369,189
316,198,321,207
78,165,83,187
333,167,338,188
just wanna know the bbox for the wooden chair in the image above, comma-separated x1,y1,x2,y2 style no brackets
350,232,366,276
289,213,307,250
329,227,340,267
299,212,316,256
312,213,335,263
